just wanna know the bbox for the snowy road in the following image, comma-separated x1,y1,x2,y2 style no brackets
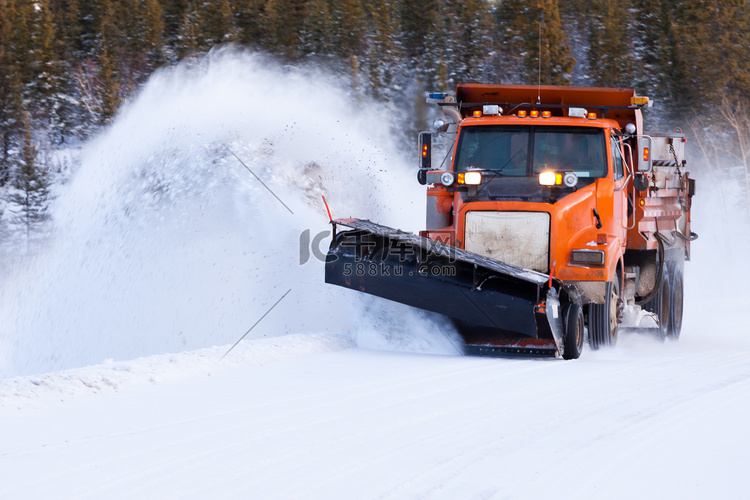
2,328,749,500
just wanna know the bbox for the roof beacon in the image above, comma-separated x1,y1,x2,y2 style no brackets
568,107,587,118
482,105,501,116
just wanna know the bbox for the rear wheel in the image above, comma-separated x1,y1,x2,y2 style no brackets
643,261,670,341
588,280,620,350
563,303,584,360
667,260,684,339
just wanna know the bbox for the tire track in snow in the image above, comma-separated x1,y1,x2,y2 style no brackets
293,347,750,500
1,353,541,498
111,356,552,499
3,339,750,499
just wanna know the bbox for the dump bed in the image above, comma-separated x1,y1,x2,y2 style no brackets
454,84,644,131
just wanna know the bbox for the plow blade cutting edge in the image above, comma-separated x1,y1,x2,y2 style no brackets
324,219,576,357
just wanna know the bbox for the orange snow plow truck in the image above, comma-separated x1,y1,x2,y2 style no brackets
325,84,696,359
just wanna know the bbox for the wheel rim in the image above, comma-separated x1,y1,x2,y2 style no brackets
671,269,683,336
659,269,670,338
609,280,620,343
576,312,584,350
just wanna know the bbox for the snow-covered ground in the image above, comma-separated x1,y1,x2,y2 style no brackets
2,325,749,499
1,51,749,498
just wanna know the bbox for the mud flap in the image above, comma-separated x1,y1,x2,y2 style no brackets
324,219,569,357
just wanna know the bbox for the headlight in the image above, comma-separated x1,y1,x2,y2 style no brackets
458,171,482,185
539,171,560,186
570,250,605,266
440,172,455,186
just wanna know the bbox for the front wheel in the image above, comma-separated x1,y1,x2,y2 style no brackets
563,303,584,359
588,280,620,350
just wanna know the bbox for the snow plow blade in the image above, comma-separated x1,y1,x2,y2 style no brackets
325,219,573,357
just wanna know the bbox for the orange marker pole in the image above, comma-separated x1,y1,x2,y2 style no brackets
322,195,333,223
548,261,556,288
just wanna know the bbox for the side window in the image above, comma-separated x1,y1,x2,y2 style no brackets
611,137,624,179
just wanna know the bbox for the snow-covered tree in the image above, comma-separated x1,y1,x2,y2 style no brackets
365,0,402,99
9,113,50,249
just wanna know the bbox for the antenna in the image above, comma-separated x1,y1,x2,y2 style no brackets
537,12,544,105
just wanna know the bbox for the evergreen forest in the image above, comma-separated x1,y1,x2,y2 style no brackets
1,0,750,248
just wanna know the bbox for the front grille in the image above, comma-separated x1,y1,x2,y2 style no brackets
464,211,550,273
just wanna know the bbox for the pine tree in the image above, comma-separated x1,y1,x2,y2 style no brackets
200,0,234,46
178,2,202,57
160,0,190,47
97,0,122,123
499,0,574,86
8,0,33,93
98,43,120,123
0,0,25,186
234,0,265,47
332,0,365,60
587,0,634,88
74,0,103,55
671,0,750,111
365,0,401,99
400,0,438,63
54,0,83,59
10,113,50,248
535,0,575,85
260,0,308,58
423,25,450,90
631,0,677,103
143,0,166,68
301,0,333,57
31,0,67,135
446,0,493,84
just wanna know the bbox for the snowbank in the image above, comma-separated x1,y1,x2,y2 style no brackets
0,332,353,409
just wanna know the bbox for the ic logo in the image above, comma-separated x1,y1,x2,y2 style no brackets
299,229,331,265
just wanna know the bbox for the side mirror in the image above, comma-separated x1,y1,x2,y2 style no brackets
418,132,432,170
637,135,652,172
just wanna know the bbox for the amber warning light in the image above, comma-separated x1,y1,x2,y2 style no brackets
419,132,432,170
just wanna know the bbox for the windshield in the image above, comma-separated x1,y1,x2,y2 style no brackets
455,125,607,179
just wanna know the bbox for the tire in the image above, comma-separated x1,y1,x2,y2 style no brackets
588,279,620,350
643,261,670,341
563,303,584,360
667,260,684,340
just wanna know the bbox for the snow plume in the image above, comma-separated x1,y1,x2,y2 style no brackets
0,48,454,377
683,157,750,349
352,296,463,356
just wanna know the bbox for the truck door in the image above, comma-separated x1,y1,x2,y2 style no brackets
611,135,628,239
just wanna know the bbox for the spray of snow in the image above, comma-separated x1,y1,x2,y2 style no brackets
681,159,750,350
0,48,461,378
